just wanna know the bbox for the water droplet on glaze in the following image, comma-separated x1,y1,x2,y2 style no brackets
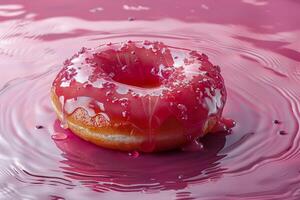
106,91,112,96
177,104,187,111
177,104,188,120
119,98,129,107
121,65,127,70
60,120,68,129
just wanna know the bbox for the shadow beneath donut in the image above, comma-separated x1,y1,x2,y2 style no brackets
53,120,227,192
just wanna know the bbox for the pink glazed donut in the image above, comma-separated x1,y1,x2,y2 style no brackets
51,41,229,152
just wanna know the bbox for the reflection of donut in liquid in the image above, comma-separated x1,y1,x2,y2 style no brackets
51,41,232,152
53,120,226,192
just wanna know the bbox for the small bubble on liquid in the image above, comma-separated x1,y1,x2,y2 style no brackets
279,130,288,135
35,125,44,129
274,120,281,124
51,132,68,140
128,17,135,21
128,151,139,158
141,188,147,193
49,196,65,200
89,7,103,13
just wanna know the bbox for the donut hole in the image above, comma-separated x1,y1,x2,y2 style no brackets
94,44,174,88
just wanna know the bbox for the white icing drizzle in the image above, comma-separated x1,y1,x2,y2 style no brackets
65,97,95,116
204,88,222,116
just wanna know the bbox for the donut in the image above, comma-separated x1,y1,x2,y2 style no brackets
51,41,230,152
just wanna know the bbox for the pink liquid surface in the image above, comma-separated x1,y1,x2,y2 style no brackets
0,1,300,199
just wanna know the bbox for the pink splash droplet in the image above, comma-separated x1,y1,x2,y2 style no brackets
51,132,68,140
128,150,140,158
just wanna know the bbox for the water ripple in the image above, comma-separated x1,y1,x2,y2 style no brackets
0,17,299,199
